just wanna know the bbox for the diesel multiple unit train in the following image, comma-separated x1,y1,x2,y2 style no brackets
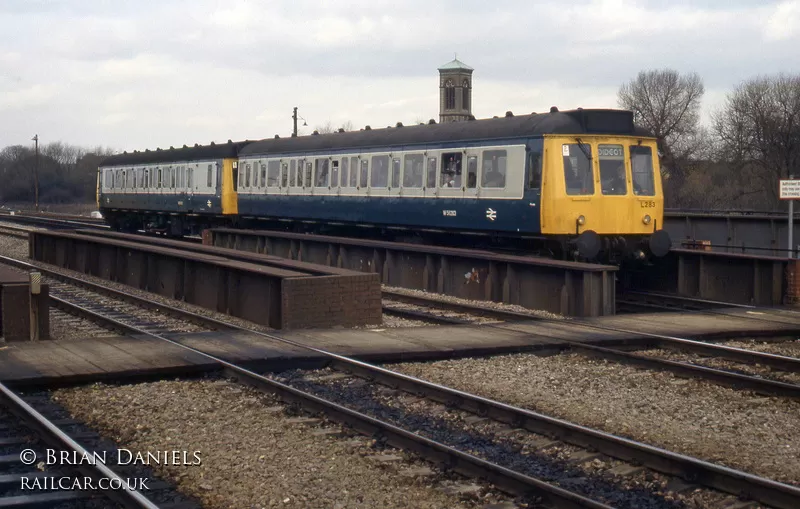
97,108,671,260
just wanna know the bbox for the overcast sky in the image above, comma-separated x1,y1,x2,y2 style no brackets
1,0,798,152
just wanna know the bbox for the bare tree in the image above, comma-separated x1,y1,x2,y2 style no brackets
713,73,800,207
618,69,705,205
314,120,354,134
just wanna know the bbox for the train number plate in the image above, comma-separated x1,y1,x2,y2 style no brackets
442,210,457,217
639,201,656,208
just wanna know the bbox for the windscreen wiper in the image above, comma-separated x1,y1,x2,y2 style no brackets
575,138,592,160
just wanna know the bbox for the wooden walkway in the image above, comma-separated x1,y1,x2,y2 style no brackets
2,308,799,386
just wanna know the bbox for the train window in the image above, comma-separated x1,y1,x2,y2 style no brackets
157,168,162,189
481,150,507,188
245,163,251,188
562,144,593,195
359,159,369,188
331,160,339,188
440,153,462,188
341,158,349,187
188,168,193,189
426,157,437,188
232,161,238,192
207,164,213,188
371,155,388,188
315,159,330,187
305,162,313,188
403,154,424,188
267,161,280,187
630,145,656,196
599,144,626,195
171,167,177,189
297,160,304,187
260,163,267,188
391,158,400,188
527,151,542,189
281,162,288,187
350,157,359,187
466,156,478,189
290,160,297,187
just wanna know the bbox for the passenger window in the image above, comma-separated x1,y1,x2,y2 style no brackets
158,168,163,189
391,158,400,188
258,163,265,187
280,162,288,187
207,164,212,188
172,168,177,188
305,162,313,188
297,160,304,187
331,160,340,188
315,159,330,187
527,151,542,189
440,152,463,188
188,168,193,189
290,160,297,187
466,156,478,189
403,154,424,188
426,157,437,189
481,150,507,188
359,159,369,188
562,144,594,195
267,161,280,187
341,158,349,188
370,155,389,188
598,144,626,195
232,163,238,192
245,163,251,188
630,145,656,196
350,157,359,187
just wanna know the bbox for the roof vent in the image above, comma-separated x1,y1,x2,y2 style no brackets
227,139,232,144
468,115,476,120
312,130,319,135
338,128,345,133
493,116,498,119
210,142,215,146
291,132,297,137
194,143,199,147
183,144,188,148
577,107,583,111
531,112,536,115
550,106,559,113
428,119,436,125
396,122,403,127
157,148,162,151
365,125,372,130
505,111,514,117
145,149,150,152
169,146,174,150
123,150,127,154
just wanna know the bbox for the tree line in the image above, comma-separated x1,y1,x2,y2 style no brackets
618,70,800,210
0,142,113,205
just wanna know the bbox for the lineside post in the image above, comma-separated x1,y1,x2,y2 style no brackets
29,270,41,341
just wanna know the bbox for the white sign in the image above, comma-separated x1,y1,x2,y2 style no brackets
780,179,800,200
562,144,570,156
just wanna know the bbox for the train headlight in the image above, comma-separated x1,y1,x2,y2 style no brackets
642,214,651,225
577,215,586,226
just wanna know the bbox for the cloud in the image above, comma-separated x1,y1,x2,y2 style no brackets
0,0,797,151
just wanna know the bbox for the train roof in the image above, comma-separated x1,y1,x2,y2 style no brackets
100,140,249,167
239,108,653,156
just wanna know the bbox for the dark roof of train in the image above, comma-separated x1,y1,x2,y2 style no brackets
240,109,653,156
100,141,249,167
99,109,652,166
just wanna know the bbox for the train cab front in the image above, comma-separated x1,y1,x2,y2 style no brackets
540,134,671,263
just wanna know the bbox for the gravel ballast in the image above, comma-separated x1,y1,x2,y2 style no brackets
54,379,509,509
392,352,800,486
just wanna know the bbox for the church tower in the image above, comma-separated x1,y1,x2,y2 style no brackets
438,57,473,123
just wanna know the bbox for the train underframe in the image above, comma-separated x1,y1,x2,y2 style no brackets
101,209,670,263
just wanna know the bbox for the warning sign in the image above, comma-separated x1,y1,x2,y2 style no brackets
780,180,800,200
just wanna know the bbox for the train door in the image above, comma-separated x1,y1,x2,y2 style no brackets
464,151,479,199
423,153,438,198
524,140,543,231
437,150,463,199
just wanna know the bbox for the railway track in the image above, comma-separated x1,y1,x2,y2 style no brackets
0,383,195,508
0,258,797,507
382,289,800,398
